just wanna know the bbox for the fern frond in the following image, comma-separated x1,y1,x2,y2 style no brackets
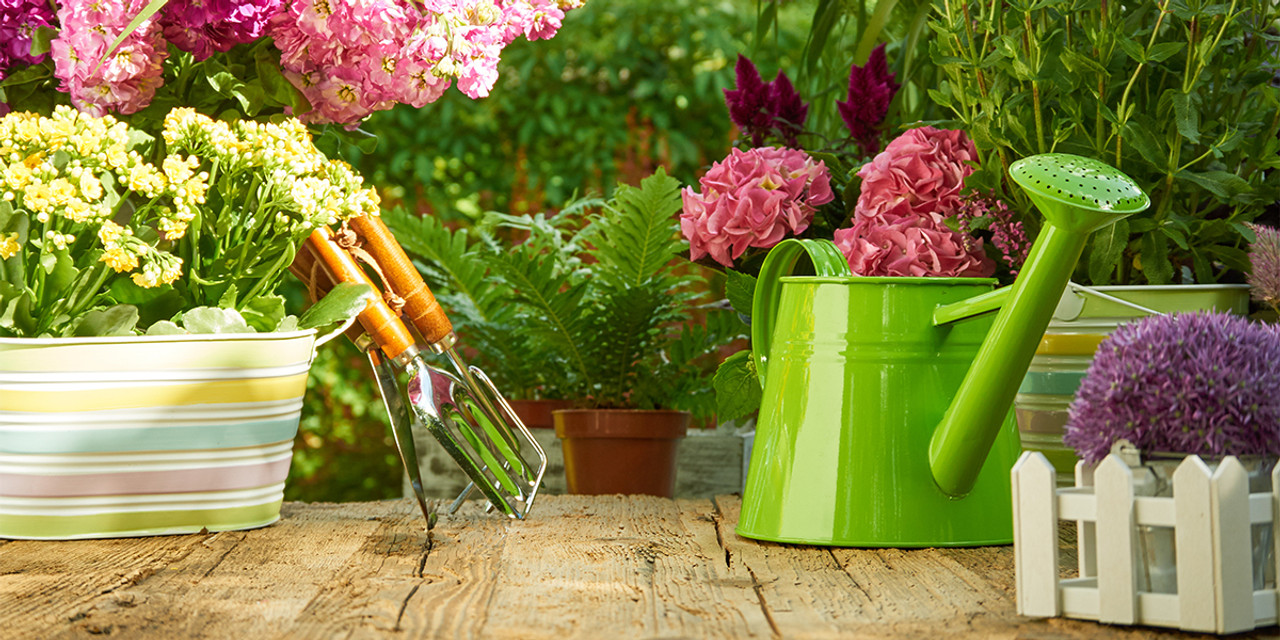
489,245,593,387
587,167,686,288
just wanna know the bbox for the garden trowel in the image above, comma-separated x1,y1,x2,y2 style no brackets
291,223,546,522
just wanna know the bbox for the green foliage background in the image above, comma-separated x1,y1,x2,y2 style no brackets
286,0,814,502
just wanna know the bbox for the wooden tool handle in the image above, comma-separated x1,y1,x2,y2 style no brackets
349,214,454,345
302,228,416,360
288,243,367,345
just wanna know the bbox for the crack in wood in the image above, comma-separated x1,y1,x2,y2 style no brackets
414,531,434,579
710,499,733,570
199,533,244,579
395,584,420,631
751,581,783,638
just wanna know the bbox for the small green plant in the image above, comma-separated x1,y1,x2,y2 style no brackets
930,0,1280,285
388,169,742,421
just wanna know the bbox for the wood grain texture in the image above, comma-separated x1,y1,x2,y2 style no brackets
1,495,1273,639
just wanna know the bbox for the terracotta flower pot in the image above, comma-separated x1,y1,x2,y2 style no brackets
506,399,574,429
553,409,689,497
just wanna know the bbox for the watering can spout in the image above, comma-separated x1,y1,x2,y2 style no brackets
928,154,1149,497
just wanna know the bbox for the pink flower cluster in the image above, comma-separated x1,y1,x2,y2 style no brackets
0,0,56,81
268,0,574,125
50,0,169,116
28,0,580,123
681,146,833,268
833,126,995,277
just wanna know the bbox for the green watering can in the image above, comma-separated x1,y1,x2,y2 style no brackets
737,154,1150,547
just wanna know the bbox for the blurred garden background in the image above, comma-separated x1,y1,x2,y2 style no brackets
288,0,945,502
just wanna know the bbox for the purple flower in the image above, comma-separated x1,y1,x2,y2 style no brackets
1064,312,1280,464
723,54,809,148
161,0,284,61
836,43,900,158
1247,223,1280,314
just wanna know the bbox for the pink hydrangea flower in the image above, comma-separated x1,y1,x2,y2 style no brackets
681,146,833,267
833,126,993,278
833,215,994,278
853,125,978,222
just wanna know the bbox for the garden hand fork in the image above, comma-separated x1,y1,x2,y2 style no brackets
291,221,547,522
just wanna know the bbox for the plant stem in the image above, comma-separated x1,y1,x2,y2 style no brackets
1023,9,1045,153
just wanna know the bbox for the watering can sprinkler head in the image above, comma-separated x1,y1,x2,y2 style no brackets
1010,153,1150,233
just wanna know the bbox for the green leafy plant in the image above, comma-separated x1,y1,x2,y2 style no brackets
389,169,742,420
930,0,1280,285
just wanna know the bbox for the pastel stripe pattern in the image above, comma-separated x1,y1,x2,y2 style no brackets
0,332,315,540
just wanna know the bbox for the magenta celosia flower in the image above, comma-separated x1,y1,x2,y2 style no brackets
0,0,57,81
833,213,994,278
723,54,809,148
1064,313,1280,464
854,126,978,222
50,0,169,116
1247,223,1280,314
160,0,284,61
681,146,833,267
836,43,900,158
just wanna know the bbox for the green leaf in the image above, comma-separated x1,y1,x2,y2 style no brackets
1117,36,1146,63
242,294,286,332
1171,92,1201,144
713,350,762,423
144,321,187,336
297,282,374,331
181,307,254,334
725,269,757,317
71,305,139,337
1177,170,1251,201
1139,232,1173,284
1146,42,1185,63
29,26,57,56
1088,219,1130,285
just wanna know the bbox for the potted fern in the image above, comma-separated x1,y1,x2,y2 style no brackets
389,169,741,496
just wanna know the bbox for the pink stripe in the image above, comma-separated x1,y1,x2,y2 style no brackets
0,458,291,497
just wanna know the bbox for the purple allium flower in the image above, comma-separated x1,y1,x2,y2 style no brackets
723,54,809,148
836,43,900,158
0,0,57,81
1247,223,1280,314
1064,312,1280,464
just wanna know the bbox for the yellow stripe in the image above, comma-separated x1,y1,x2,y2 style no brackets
1,374,309,412
0,337,313,373
1036,333,1106,356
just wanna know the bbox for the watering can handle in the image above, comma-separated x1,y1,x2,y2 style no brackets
751,239,852,388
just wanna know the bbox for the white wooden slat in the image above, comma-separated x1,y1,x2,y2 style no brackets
1060,579,1099,619
1137,592,1181,627
1076,460,1097,578
1056,489,1095,521
1273,463,1280,625
1174,455,1216,632
1249,493,1273,525
1210,457,1254,634
1013,452,1059,617
1255,590,1277,626
1133,496,1177,527
1096,455,1138,624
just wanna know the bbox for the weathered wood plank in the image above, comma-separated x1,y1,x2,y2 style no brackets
4,494,1279,639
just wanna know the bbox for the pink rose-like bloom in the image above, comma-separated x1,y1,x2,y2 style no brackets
51,0,168,116
681,146,833,267
833,215,994,278
854,126,978,222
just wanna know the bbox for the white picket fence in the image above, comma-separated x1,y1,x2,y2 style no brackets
1013,451,1280,634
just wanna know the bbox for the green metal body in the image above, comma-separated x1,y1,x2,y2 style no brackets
737,153,1149,547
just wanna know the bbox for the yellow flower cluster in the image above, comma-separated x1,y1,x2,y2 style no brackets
0,107,206,287
162,107,379,234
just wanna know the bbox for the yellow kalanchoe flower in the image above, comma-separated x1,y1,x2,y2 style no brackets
0,232,19,259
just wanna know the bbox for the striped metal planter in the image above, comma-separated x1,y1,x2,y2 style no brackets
0,330,316,539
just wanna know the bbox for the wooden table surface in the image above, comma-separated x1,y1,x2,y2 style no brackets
1,494,1273,639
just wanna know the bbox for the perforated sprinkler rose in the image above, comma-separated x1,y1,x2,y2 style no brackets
1063,312,1280,464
